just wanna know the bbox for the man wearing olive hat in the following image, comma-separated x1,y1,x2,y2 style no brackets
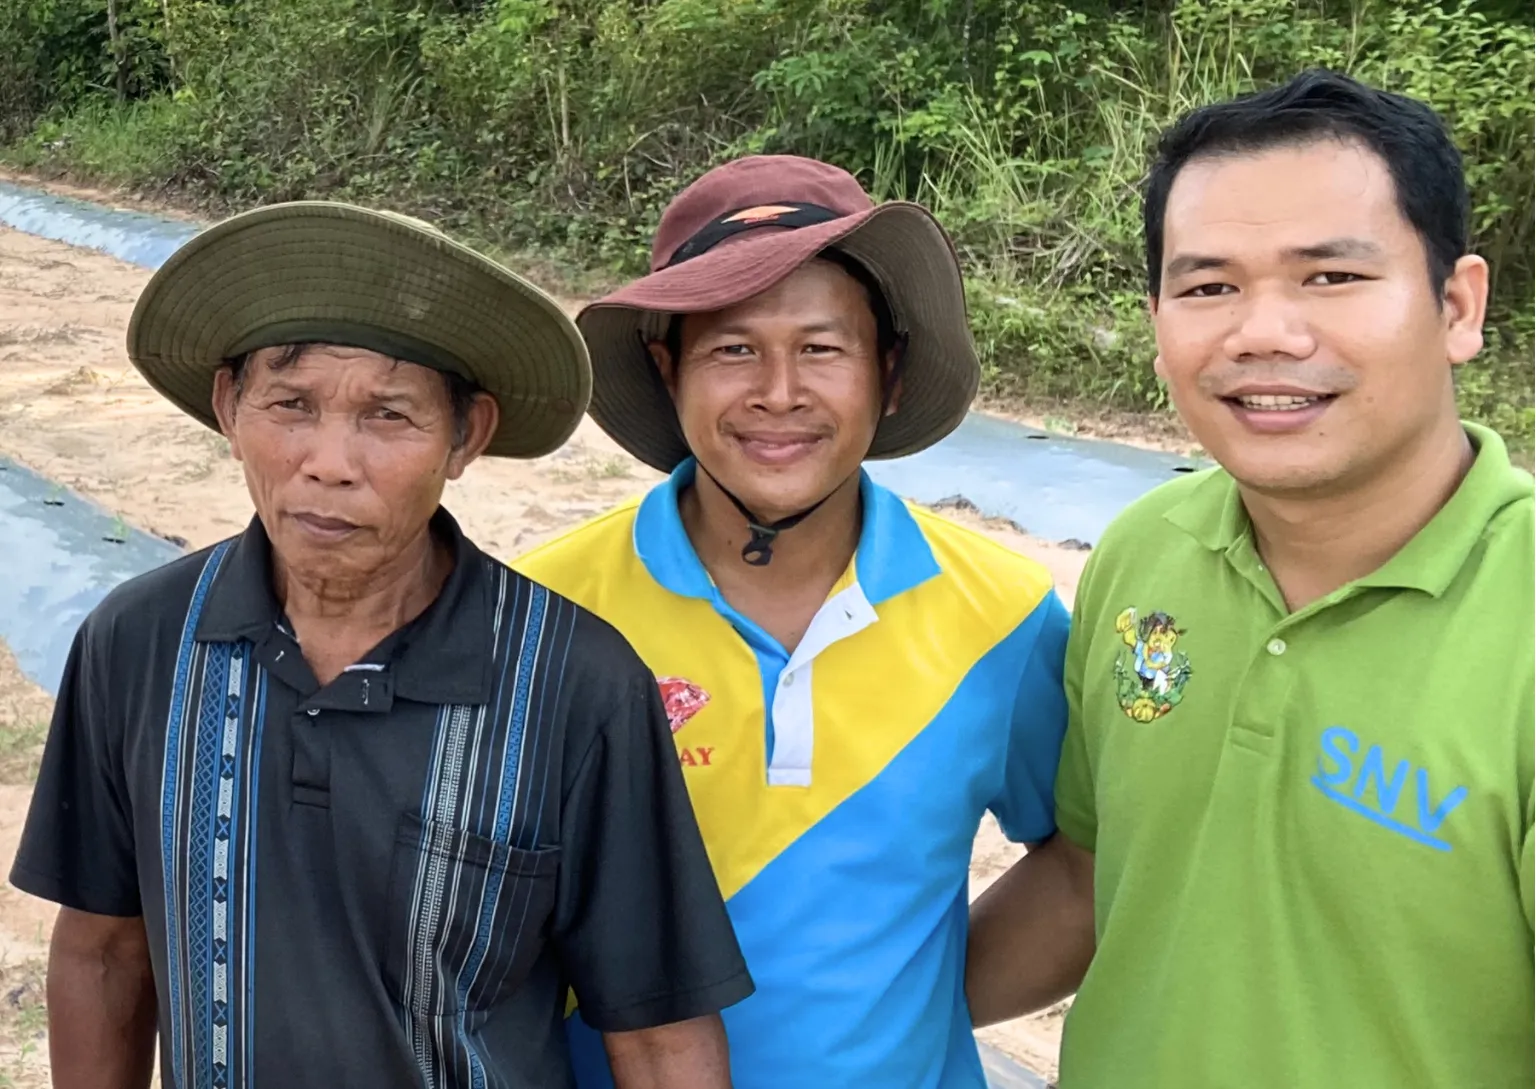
11,202,752,1089
515,155,1077,1087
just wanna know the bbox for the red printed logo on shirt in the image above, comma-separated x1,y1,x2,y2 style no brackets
656,676,710,733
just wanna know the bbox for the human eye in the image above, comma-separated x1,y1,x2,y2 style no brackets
1305,270,1368,286
1178,282,1236,299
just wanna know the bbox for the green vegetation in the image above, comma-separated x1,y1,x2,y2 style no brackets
0,956,49,1087
0,716,46,784
1,0,1530,446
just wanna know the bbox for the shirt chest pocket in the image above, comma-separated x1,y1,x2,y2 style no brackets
382,812,560,1016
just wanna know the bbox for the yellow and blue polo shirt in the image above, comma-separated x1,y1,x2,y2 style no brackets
514,460,1069,1088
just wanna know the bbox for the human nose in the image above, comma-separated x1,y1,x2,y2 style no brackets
746,348,810,413
297,412,362,487
1222,289,1316,362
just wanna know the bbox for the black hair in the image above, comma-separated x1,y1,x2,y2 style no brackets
1142,69,1469,299
662,248,901,367
225,343,484,448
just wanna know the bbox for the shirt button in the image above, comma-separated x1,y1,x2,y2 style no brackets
782,674,795,688
1266,638,1287,656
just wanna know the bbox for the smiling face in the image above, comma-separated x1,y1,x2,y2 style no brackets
650,258,897,522
1151,138,1487,497
212,344,498,589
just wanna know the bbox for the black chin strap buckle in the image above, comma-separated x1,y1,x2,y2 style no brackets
695,462,835,567
742,523,779,566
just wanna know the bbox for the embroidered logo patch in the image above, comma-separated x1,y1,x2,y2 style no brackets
1112,607,1193,722
656,677,710,733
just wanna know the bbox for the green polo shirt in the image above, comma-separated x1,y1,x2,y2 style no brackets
1056,423,1534,1089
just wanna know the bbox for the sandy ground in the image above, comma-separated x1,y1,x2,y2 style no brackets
0,214,1089,1080
0,642,61,1087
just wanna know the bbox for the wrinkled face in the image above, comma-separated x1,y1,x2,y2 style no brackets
212,344,497,587
1152,139,1487,497
651,259,897,521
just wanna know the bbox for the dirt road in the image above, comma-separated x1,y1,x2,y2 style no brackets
0,217,1086,1081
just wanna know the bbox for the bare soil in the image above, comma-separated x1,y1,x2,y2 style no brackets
0,643,60,1088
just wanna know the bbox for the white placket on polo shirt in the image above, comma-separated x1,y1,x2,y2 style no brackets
766,581,878,787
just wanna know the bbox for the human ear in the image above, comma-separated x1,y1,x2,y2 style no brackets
1442,255,1489,366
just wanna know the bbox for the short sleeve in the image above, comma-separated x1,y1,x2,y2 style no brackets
990,590,1070,844
1054,564,1100,852
554,663,754,1033
10,619,141,916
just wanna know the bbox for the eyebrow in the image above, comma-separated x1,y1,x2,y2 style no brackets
796,320,851,336
1164,237,1385,281
369,387,427,404
1163,254,1230,280
257,379,311,398
707,318,851,337
1284,237,1384,261
257,379,425,404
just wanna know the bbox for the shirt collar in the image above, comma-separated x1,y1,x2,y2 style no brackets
633,458,941,606
1164,423,1533,597
196,507,495,704
1358,424,1532,596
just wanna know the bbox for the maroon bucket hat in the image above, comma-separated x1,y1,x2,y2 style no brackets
577,154,980,472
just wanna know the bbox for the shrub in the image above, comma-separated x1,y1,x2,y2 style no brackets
2,0,1530,447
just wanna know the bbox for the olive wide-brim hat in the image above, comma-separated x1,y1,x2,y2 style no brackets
578,155,980,472
127,201,591,459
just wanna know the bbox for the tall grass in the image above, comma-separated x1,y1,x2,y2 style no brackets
849,0,1533,437
5,97,186,187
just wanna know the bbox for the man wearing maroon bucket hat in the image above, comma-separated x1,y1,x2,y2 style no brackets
516,155,1081,1087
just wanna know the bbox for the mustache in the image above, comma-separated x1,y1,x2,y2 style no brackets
1197,363,1360,398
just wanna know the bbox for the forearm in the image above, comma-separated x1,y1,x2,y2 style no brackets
966,833,1096,1027
47,910,157,1089
605,1013,733,1089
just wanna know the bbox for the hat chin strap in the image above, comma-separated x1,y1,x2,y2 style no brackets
695,462,845,566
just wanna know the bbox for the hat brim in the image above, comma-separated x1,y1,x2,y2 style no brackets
127,201,591,459
576,202,979,472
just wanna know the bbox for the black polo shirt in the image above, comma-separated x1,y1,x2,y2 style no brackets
13,509,753,1089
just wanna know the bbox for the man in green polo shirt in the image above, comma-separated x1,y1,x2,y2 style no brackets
965,70,1534,1088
